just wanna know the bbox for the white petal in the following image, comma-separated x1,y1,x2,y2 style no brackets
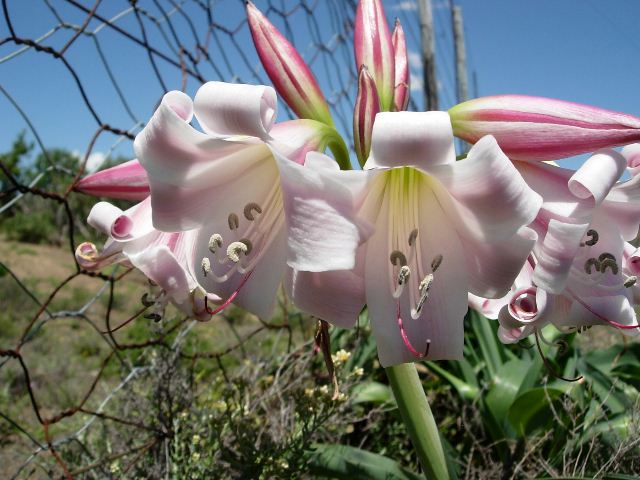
568,149,626,209
285,263,366,328
194,82,276,139
429,136,542,243
514,160,593,219
232,227,287,318
87,198,155,241
134,87,274,231
129,245,190,303
463,227,538,298
622,143,640,176
558,294,638,335
533,219,589,294
365,111,455,170
275,151,374,272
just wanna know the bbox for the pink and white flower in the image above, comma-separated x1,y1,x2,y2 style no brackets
76,198,216,321
470,149,640,342
133,82,367,319
290,112,542,366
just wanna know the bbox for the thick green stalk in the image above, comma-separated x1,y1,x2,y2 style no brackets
325,131,352,171
386,363,450,480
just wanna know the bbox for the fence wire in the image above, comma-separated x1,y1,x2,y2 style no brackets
0,1,451,477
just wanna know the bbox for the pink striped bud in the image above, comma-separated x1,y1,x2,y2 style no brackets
391,19,410,112
353,65,381,166
246,1,333,126
449,95,640,161
74,159,149,201
354,0,395,112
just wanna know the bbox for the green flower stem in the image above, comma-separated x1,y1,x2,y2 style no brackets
325,131,352,171
386,363,450,480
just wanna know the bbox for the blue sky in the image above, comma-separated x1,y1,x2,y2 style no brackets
1,0,639,170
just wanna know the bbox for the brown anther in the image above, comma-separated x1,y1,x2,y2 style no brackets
582,229,599,246
408,229,418,246
144,312,162,322
584,258,600,274
140,293,155,307
244,202,263,221
239,238,253,255
389,250,408,267
599,257,619,275
228,213,240,230
624,276,637,288
431,254,443,272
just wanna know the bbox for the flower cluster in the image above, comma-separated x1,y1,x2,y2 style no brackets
76,0,640,366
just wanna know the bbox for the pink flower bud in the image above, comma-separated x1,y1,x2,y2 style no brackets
391,19,410,112
449,95,640,161
353,66,380,166
354,0,395,112
75,159,149,201
246,1,333,126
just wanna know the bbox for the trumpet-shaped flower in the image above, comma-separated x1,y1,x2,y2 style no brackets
470,150,640,342
133,82,366,319
76,198,216,321
246,1,333,126
449,95,640,161
289,112,542,366
354,0,395,112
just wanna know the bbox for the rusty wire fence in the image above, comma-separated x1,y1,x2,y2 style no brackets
0,1,457,477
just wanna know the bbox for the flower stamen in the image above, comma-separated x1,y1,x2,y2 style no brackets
598,253,619,274
201,257,212,276
227,241,248,263
393,265,411,299
228,213,240,230
408,229,418,246
397,302,431,358
431,254,443,272
389,250,408,267
411,273,433,319
243,202,263,221
581,229,599,246
584,258,600,274
208,233,223,254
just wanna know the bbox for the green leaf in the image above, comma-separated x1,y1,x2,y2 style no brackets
486,359,532,437
468,309,504,377
577,413,635,448
427,361,478,401
351,381,395,406
507,387,565,436
307,444,423,480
